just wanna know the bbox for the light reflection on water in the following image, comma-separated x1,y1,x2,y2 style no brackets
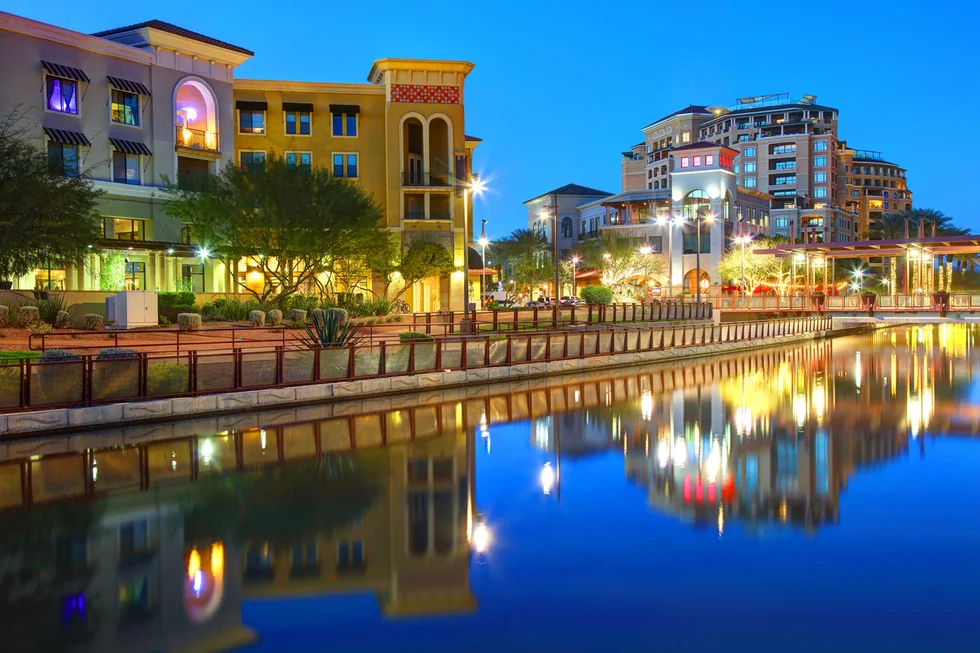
2,325,979,652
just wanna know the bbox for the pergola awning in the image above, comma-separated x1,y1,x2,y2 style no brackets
753,236,980,259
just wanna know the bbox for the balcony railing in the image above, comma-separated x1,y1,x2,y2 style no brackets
401,172,453,187
404,211,452,221
175,126,218,152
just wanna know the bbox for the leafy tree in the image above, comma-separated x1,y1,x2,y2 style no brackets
0,109,103,285
496,228,550,296
165,152,387,308
579,230,665,300
367,236,453,301
718,236,792,295
99,252,126,291
580,285,613,305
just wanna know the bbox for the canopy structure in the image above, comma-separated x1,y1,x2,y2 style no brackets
752,236,980,259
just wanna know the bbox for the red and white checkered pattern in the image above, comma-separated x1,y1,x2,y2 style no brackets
390,84,460,104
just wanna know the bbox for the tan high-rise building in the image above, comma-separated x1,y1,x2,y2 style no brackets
837,144,913,236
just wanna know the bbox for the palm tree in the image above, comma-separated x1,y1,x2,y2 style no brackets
870,208,967,293
495,228,549,298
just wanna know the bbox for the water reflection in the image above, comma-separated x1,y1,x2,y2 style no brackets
1,324,977,651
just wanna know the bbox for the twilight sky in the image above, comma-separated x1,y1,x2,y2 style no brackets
7,0,973,240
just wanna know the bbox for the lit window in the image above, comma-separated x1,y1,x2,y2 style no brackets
814,172,827,183
775,217,789,227
285,111,311,135
813,187,828,198
239,109,265,134
333,153,358,178
111,89,139,126
743,146,756,158
46,76,78,114
744,177,756,188
112,151,139,184
47,142,79,177
693,156,702,167
286,151,312,175
705,154,714,165
680,157,690,168
104,217,144,241
681,132,690,143
744,162,756,173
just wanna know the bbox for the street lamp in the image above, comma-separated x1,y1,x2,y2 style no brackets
852,268,865,294
656,213,681,297
735,236,752,297
478,220,489,306
461,177,487,329
694,213,715,303
571,255,580,298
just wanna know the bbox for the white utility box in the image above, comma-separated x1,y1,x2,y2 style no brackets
108,290,159,328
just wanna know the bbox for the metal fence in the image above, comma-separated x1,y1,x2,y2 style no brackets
0,316,830,413
712,295,980,312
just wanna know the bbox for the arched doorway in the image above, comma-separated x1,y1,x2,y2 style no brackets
428,116,451,184
402,116,424,184
723,191,733,224
684,269,710,295
175,78,218,150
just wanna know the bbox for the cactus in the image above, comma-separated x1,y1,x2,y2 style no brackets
55,310,71,328
18,306,39,327
249,310,266,327
83,313,105,331
267,309,283,326
177,313,202,331
290,308,307,323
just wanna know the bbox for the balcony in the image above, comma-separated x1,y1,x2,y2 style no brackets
175,126,218,154
401,171,453,188
404,211,452,221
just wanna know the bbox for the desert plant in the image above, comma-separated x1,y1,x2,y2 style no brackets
96,347,138,360
301,307,361,347
311,308,326,324
35,294,73,325
249,310,266,327
290,308,307,323
202,297,261,322
28,322,54,335
158,291,199,322
399,331,434,342
178,313,202,331
55,310,70,328
0,305,7,327
18,306,39,327
267,309,283,326
580,286,614,305
158,315,171,326
147,361,189,395
83,313,104,330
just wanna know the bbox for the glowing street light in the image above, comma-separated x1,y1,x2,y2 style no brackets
540,461,556,494
694,213,715,303
471,519,491,554
460,176,488,330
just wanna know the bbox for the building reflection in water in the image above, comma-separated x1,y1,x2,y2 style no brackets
0,324,976,651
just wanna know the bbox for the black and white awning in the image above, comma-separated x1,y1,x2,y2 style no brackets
43,127,91,146
109,138,151,156
41,61,90,83
107,76,151,96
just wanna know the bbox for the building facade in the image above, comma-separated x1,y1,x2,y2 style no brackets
0,11,479,312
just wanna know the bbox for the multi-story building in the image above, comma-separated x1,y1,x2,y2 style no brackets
838,145,913,235
0,11,479,312
523,184,612,261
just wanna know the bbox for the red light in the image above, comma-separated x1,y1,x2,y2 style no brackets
683,475,692,502
695,476,704,503
708,483,716,503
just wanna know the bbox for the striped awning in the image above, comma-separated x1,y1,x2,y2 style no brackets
41,60,90,83
107,75,151,96
109,138,151,156
43,127,91,146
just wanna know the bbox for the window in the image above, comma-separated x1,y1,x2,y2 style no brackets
773,175,797,186
774,160,796,170
125,261,145,290
111,89,139,126
332,112,358,137
737,134,749,143
240,151,265,172
104,218,144,241
743,176,756,188
291,540,318,576
734,163,740,174
681,132,690,143
852,190,860,197
693,155,702,167
743,146,756,157
680,157,690,168
744,162,756,173
561,216,573,238
814,172,827,183
182,263,204,292
119,577,148,619
814,156,828,167
239,109,265,134
884,201,889,209
813,187,828,198
112,151,139,184
333,153,358,178
775,217,789,227
682,232,710,254
120,521,148,557
286,151,312,175
338,539,365,570
705,154,714,165
814,140,828,151
285,111,311,135
771,144,796,155
46,76,78,114
48,142,79,177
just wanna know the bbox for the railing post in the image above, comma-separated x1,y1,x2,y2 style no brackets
347,346,355,379
425,312,432,336
140,353,148,398
485,335,491,366
492,309,499,331
563,333,569,358
378,341,386,376
436,339,443,370
506,334,513,365
546,333,552,361
408,341,416,373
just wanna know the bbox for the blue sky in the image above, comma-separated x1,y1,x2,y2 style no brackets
7,0,973,239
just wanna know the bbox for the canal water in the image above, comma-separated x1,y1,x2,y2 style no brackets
2,325,978,652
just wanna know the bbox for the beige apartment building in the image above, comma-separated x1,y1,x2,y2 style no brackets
0,11,480,312
838,145,912,235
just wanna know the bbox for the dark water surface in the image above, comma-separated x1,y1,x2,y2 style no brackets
3,325,979,652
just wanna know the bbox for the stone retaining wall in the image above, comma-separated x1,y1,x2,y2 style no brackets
0,327,874,437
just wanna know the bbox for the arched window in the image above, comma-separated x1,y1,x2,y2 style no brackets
561,216,573,238
723,191,733,223
682,190,711,221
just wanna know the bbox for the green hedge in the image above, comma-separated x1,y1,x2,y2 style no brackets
580,286,614,305
159,292,199,323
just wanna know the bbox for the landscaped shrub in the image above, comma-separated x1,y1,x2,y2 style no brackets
147,361,188,395
36,295,72,325
159,291,199,323
18,306,39,327
201,297,261,322
311,308,326,325
580,286,614,305
399,331,434,342
267,309,283,326
83,314,104,331
0,365,21,407
0,305,7,327
28,322,54,335
96,347,139,360
177,313,202,331
36,348,83,405
290,309,307,323
249,310,266,327
158,315,170,326
93,347,140,400
55,310,71,328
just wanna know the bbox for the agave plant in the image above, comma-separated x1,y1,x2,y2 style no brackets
301,308,362,347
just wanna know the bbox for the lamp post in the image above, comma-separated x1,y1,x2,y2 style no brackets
539,196,561,320
656,213,680,297
694,214,715,303
461,177,486,330
478,219,488,306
